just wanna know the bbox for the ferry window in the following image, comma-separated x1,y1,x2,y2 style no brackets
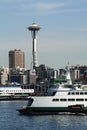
68,92,70,95
60,99,67,101
85,99,87,101
85,92,87,95
76,92,79,95
76,99,79,101
72,92,75,95
80,92,83,95
6,90,8,93
76,99,84,101
28,98,34,106
81,99,84,101
68,99,75,101
52,99,59,101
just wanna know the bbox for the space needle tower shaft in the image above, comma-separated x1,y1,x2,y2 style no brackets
28,23,40,69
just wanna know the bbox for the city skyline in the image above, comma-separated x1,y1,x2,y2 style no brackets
0,0,87,69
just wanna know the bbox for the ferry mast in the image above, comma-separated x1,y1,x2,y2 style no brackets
28,23,40,69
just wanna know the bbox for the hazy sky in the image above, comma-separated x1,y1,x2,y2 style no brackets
0,0,87,69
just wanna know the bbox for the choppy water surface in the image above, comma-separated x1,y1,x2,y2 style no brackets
0,101,87,130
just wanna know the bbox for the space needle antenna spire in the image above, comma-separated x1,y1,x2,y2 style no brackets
28,22,40,69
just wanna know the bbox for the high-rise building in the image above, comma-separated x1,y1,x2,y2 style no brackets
9,49,25,68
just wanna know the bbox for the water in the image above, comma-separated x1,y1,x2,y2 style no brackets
0,101,87,130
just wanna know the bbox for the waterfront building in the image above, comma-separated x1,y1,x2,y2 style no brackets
27,69,37,85
9,49,25,69
9,67,27,85
75,69,80,80
0,67,9,85
10,74,27,85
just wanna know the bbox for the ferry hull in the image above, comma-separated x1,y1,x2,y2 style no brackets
17,105,87,115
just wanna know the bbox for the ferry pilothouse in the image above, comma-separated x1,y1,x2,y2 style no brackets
17,68,87,115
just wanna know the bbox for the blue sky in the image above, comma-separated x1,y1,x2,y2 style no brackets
0,0,87,69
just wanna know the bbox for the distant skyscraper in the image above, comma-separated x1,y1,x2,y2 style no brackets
9,49,25,68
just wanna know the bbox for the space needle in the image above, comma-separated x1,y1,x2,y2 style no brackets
28,22,40,69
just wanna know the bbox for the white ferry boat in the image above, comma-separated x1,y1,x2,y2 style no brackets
0,85,34,100
17,69,87,115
